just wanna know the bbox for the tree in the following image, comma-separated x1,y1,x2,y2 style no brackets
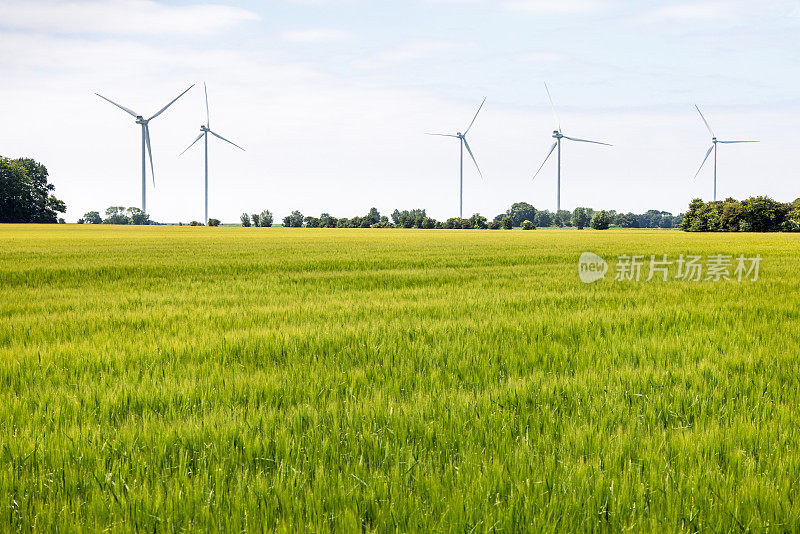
469,213,488,229
614,212,639,228
259,210,274,227
207,218,221,227
251,213,260,227
320,213,337,228
521,220,535,230
83,211,102,224
283,210,304,227
103,206,129,225
590,211,611,230
0,157,66,223
506,202,536,227
189,221,203,226
488,220,502,230
555,210,572,227
571,207,590,229
534,210,553,228
420,217,437,229
502,216,513,230
127,207,150,225
240,213,251,227
367,207,381,225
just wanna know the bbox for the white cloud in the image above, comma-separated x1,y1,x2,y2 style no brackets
281,28,354,43
0,0,258,35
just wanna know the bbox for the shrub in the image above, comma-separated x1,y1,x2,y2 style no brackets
189,221,203,226
488,220,501,230
502,217,513,230
207,218,221,227
521,220,535,230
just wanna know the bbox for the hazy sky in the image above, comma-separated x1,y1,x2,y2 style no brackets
1,0,799,222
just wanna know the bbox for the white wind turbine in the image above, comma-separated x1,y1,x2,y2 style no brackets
427,98,486,218
179,83,245,225
95,85,195,214
693,105,759,201
532,83,612,212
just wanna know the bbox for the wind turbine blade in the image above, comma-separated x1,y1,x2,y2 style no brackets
204,82,210,128
464,97,486,135
717,140,759,144
425,133,459,138
462,137,482,178
562,135,612,146
179,132,205,156
544,82,561,132
693,145,714,179
208,129,245,151
533,142,557,180
95,93,139,118
145,124,155,186
695,105,715,138
148,84,195,121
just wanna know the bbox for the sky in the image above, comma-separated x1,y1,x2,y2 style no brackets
1,0,799,223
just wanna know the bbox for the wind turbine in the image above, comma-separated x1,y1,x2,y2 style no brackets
179,83,245,225
95,84,195,214
532,83,612,212
693,105,758,201
427,97,486,218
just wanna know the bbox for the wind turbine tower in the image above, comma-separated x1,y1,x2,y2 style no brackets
532,83,612,212
693,105,759,201
95,85,195,213
427,98,486,218
180,83,245,225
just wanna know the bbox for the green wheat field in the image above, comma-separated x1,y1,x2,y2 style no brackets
1,225,799,532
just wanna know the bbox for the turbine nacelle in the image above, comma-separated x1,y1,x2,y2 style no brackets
552,130,562,139
135,116,146,124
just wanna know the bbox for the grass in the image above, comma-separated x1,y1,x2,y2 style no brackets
1,224,799,532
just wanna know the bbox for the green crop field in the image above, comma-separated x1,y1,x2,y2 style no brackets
1,225,799,532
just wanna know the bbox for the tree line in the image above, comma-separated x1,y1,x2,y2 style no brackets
78,207,221,226
238,203,683,230
681,197,800,232
0,157,66,223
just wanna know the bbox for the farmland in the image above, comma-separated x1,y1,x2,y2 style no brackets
1,225,799,532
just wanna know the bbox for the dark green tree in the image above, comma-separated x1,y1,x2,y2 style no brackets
0,157,66,223
103,206,129,225
590,211,611,230
127,207,150,225
83,211,102,224
571,207,590,229
240,213,251,227
506,202,536,227
283,211,304,227
259,210,274,227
